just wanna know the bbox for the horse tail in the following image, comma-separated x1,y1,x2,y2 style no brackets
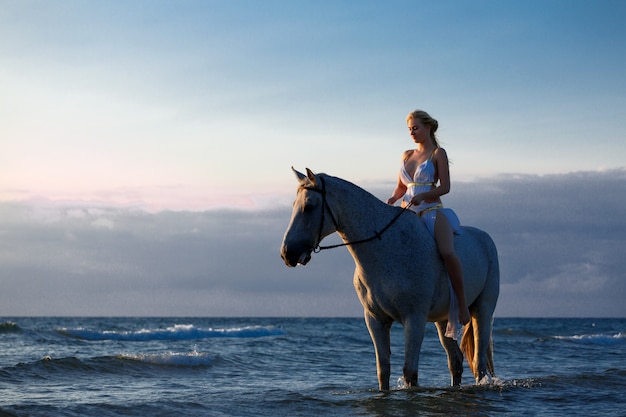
460,320,496,380
460,322,476,378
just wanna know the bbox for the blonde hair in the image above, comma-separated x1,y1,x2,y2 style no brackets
406,110,440,147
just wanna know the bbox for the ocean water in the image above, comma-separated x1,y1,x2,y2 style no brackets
0,317,624,417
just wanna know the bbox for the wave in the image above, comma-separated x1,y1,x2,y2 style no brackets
0,321,22,333
2,351,213,378
553,332,626,346
56,324,285,341
118,351,212,367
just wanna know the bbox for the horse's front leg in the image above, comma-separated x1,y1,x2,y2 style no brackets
365,314,392,391
402,316,427,387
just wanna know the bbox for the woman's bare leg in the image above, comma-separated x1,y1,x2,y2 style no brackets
434,212,470,325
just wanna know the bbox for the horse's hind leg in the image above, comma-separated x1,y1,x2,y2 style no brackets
435,321,463,386
461,296,496,383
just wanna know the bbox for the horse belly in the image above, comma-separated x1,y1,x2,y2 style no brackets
354,266,436,322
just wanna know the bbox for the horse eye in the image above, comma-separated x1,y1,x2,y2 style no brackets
303,202,315,213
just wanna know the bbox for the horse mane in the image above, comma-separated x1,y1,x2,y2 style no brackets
295,169,382,206
317,173,385,207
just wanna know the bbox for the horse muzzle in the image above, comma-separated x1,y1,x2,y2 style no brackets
280,243,312,267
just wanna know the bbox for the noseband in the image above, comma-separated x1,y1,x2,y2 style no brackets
302,175,413,252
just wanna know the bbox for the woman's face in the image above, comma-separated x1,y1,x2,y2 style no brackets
407,118,431,145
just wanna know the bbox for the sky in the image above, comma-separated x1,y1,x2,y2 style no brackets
1,0,625,317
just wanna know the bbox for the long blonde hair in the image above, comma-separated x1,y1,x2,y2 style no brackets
406,110,440,148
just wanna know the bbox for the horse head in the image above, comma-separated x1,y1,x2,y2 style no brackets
280,168,337,267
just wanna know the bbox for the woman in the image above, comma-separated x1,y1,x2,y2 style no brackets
386,110,470,330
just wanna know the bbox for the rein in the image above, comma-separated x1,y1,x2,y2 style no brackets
303,176,414,252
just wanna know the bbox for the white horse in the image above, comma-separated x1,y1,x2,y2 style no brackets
281,168,499,391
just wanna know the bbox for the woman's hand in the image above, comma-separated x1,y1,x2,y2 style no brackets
410,194,423,205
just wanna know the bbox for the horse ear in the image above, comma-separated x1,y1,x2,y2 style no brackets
305,168,318,186
291,167,307,182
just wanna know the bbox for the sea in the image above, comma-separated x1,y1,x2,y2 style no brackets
0,317,624,417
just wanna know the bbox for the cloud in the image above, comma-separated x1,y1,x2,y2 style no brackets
0,169,624,317
446,169,626,317
0,202,359,316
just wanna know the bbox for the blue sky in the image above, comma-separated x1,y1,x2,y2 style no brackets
1,1,625,317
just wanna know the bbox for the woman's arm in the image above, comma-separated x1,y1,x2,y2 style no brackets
386,173,407,205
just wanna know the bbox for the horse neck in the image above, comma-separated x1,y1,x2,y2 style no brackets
322,175,432,277
323,175,395,241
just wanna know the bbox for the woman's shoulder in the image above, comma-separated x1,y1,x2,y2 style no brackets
401,149,414,161
432,147,448,160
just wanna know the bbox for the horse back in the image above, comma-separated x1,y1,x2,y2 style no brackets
458,226,498,256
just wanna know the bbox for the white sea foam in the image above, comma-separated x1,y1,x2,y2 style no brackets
57,324,285,341
119,350,212,367
554,332,625,346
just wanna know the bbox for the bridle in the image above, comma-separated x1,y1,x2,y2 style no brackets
302,175,414,252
